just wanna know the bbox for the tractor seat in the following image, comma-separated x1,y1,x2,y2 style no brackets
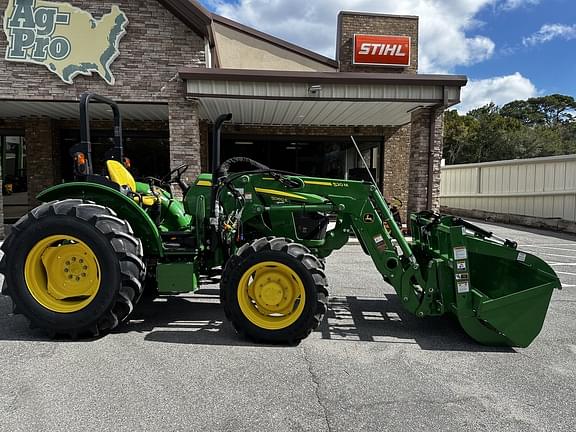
106,160,158,207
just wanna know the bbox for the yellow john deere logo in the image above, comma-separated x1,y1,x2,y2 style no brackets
3,0,128,85
363,213,375,223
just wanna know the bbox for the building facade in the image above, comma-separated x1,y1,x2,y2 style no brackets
0,0,466,235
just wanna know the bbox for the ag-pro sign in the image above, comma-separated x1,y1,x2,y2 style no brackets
3,0,128,85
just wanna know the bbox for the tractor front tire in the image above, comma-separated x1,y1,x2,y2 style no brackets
221,237,328,345
0,199,145,338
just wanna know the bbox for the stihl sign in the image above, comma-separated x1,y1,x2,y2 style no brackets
353,34,411,67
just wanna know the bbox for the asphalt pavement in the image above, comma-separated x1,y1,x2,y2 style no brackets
0,221,575,431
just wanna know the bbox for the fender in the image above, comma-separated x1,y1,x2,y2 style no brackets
37,182,163,256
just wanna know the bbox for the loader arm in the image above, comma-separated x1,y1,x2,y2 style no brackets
301,181,434,317
217,171,560,347
223,175,435,317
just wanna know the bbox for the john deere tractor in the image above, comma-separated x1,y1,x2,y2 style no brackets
0,94,561,346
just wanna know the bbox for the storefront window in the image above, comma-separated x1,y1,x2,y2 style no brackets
345,141,381,184
60,130,170,181
1,133,28,222
221,137,381,183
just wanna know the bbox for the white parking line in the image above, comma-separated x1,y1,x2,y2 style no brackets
522,246,576,253
550,263,576,266
556,271,576,276
521,244,576,248
563,284,576,288
530,252,576,259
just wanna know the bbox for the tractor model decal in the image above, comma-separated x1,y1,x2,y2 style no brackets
254,188,307,201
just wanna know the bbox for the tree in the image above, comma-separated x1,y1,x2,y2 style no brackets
527,94,576,127
500,100,545,126
443,110,477,164
443,94,576,165
465,103,524,163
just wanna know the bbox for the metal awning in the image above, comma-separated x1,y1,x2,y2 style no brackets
0,100,168,121
181,68,467,126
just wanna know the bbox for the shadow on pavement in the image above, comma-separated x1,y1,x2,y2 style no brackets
0,291,514,352
126,293,514,353
123,294,266,348
318,295,514,352
0,297,61,342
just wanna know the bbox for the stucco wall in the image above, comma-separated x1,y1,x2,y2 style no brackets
212,22,336,72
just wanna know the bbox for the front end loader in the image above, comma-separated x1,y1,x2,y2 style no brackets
0,93,561,347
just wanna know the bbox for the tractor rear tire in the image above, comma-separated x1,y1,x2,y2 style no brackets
0,199,145,338
221,237,328,345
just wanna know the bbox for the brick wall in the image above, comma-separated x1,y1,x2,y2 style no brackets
25,118,58,207
408,107,444,214
169,99,202,183
337,12,419,73
200,120,210,172
383,125,411,221
430,109,445,211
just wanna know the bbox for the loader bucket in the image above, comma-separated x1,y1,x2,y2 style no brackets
411,214,561,348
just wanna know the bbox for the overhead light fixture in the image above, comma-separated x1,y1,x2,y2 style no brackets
308,85,322,96
235,141,254,145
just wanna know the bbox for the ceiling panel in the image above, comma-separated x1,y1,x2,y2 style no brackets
0,101,169,121
197,98,433,126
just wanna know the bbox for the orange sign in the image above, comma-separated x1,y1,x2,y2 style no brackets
353,34,411,67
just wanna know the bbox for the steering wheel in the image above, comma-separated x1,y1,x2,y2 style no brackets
163,164,189,183
162,164,189,194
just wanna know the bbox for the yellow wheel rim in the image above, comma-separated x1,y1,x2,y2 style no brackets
24,235,101,313
237,261,306,330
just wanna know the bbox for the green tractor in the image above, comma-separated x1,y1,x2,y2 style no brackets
0,93,561,346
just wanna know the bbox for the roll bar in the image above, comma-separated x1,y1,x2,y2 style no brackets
73,92,124,177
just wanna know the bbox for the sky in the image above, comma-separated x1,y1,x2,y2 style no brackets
200,0,576,114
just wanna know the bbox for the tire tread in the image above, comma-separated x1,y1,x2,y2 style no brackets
220,237,328,345
0,199,145,338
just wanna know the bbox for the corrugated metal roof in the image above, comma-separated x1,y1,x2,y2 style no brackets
0,101,168,121
197,98,435,126
187,79,458,101
185,69,463,126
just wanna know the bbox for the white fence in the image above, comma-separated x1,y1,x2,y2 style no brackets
440,154,576,222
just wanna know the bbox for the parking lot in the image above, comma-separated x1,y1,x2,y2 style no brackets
0,221,575,432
